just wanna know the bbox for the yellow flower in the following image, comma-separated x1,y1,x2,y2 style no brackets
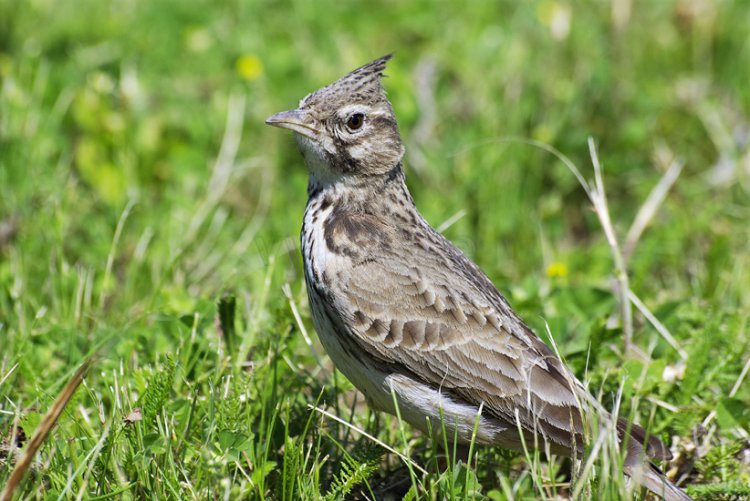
236,54,263,81
546,262,569,278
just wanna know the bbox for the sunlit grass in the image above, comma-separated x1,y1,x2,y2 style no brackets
1,0,749,499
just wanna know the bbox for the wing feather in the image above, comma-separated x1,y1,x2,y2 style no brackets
324,243,586,448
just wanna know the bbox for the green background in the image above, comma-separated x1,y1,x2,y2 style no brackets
1,0,748,498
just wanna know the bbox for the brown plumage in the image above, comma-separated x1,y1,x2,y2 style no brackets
266,55,692,501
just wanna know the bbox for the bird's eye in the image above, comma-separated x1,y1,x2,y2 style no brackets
346,113,365,131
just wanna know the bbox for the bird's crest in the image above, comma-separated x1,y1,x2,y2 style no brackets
300,54,393,108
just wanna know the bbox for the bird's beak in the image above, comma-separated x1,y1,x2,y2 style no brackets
265,108,319,140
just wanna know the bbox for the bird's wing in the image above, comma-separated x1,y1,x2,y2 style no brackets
322,214,588,449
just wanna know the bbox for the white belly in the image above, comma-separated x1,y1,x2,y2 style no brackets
302,200,402,413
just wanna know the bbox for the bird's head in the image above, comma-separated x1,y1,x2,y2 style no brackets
266,55,404,186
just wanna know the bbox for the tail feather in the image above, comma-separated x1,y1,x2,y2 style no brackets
617,418,692,500
624,461,693,501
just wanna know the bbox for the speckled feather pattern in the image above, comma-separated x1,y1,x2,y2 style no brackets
267,55,692,501
301,170,591,449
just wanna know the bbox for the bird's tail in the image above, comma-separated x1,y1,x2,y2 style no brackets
624,460,692,501
619,417,693,501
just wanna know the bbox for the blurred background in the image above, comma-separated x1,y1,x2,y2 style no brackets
1,0,749,498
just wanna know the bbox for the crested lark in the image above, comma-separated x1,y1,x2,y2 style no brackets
266,55,692,501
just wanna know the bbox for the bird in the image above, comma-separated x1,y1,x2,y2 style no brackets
265,54,692,501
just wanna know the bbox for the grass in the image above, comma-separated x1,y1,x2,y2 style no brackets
1,0,749,499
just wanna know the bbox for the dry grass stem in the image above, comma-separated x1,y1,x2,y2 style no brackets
623,159,684,261
1,358,93,501
628,290,688,360
586,138,634,354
